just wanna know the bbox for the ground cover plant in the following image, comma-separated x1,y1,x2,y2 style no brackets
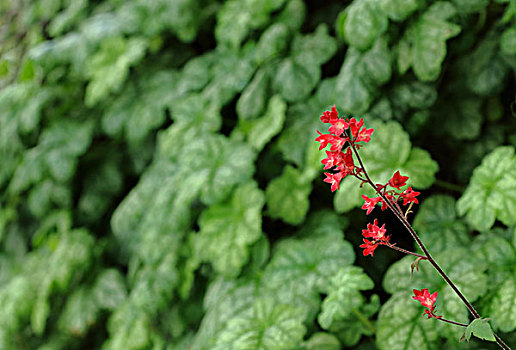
0,0,515,349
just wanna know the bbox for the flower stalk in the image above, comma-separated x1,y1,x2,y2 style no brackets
315,105,511,350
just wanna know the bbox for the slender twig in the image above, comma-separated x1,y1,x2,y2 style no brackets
384,243,428,259
349,142,511,350
436,317,468,327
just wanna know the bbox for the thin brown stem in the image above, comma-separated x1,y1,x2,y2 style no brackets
349,142,511,350
436,317,468,327
384,243,428,259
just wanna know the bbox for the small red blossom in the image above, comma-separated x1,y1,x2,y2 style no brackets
315,131,335,150
342,147,354,169
323,172,343,192
388,171,409,190
320,105,339,124
321,151,344,170
361,195,381,215
355,126,374,143
402,186,420,206
413,288,441,319
359,239,378,257
348,118,364,138
362,219,388,242
379,194,395,211
328,118,349,136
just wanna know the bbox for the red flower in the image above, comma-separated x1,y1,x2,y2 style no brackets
321,151,344,170
328,118,349,136
323,172,344,192
342,147,354,168
348,118,364,138
355,127,374,143
388,171,409,190
320,105,339,124
402,186,420,205
379,194,395,211
361,195,381,215
315,131,335,150
412,289,441,319
359,239,378,257
362,219,388,242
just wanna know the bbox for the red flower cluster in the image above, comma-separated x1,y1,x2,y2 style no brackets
360,219,390,256
412,288,441,319
316,105,373,192
360,171,420,216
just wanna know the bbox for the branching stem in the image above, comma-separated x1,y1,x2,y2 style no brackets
348,142,511,350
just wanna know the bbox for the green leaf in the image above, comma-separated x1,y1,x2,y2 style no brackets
379,0,420,21
104,303,151,350
461,318,496,342
215,0,287,49
244,95,287,151
457,146,516,231
406,4,461,81
334,120,438,213
335,37,392,114
451,0,489,13
273,54,320,102
58,288,99,337
254,23,290,65
236,69,270,121
304,333,340,350
318,267,378,346
443,98,483,140
501,27,516,55
276,98,325,168
196,182,265,277
413,195,470,252
85,36,147,106
377,292,439,349
93,269,127,311
212,297,306,350
488,274,516,332
263,218,355,313
265,165,311,225
464,33,510,96
344,0,388,51
291,24,337,65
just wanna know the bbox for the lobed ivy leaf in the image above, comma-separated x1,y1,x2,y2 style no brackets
212,297,306,350
304,333,341,350
464,33,510,96
335,37,392,114
457,146,516,232
196,182,265,277
265,165,311,225
242,95,287,151
58,287,99,337
379,0,420,21
413,195,470,252
461,318,496,342
236,68,270,121
334,120,438,213
501,27,516,55
377,292,439,349
85,36,147,106
254,24,290,65
318,267,378,346
402,2,461,81
215,0,287,49
344,0,388,51
473,234,516,332
273,54,320,102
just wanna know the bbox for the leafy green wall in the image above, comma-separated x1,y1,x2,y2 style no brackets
0,0,515,349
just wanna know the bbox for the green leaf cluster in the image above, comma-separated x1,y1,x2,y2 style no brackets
1,0,515,349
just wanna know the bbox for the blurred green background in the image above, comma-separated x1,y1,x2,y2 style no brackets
0,0,515,349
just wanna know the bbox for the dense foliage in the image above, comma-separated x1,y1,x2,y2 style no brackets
0,0,515,349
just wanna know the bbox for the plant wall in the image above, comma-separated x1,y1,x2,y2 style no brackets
0,0,515,349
